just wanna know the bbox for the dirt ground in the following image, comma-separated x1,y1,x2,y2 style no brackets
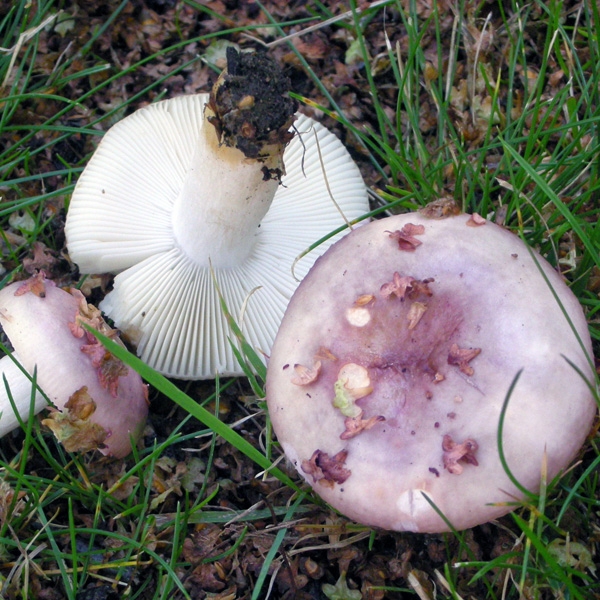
1,1,597,598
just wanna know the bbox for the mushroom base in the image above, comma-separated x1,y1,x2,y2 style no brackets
207,47,298,169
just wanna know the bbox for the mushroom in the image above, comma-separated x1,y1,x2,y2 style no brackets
65,49,369,379
0,273,148,458
266,210,597,532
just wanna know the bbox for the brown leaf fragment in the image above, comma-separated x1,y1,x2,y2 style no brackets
98,354,129,396
407,302,428,330
419,198,461,219
447,343,481,375
380,272,415,299
381,273,434,301
340,412,385,440
63,386,97,420
23,242,59,275
80,343,128,397
387,223,425,251
68,289,115,338
15,270,47,298
69,290,130,396
549,69,565,87
292,33,329,60
189,563,226,593
291,361,322,386
355,294,375,306
442,434,479,474
315,346,337,361
407,277,434,299
301,449,351,488
42,387,108,453
466,212,487,226
0,480,26,529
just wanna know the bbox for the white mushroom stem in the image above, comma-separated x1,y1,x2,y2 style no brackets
171,105,282,269
0,353,45,436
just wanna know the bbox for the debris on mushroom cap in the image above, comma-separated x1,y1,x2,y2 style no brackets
341,412,385,440
266,211,596,533
380,272,415,300
442,434,479,475
447,344,482,376
0,275,148,458
291,361,322,386
406,301,428,330
301,449,351,488
42,387,109,454
466,212,487,226
332,363,373,419
65,51,369,380
387,223,426,251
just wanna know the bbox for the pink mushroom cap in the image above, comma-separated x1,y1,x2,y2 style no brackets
0,275,148,458
266,211,597,532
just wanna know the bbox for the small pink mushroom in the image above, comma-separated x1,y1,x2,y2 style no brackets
266,211,597,532
0,273,148,458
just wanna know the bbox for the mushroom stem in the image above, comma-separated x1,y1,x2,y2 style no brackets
170,108,280,268
171,48,297,269
0,353,45,437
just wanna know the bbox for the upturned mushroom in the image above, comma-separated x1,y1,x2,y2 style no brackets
65,48,369,379
266,208,597,532
0,273,148,458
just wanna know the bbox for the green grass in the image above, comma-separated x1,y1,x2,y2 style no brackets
0,0,599,598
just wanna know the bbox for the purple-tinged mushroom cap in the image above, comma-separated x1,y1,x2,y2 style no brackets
266,211,597,532
0,274,148,458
